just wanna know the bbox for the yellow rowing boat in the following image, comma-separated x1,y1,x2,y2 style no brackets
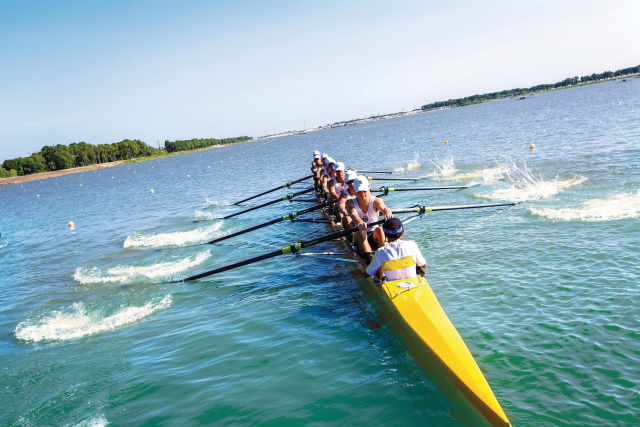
315,191,511,426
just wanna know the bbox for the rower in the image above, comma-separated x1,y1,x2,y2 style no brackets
336,169,357,226
311,151,322,187
365,217,427,281
320,157,337,194
326,162,347,202
346,175,393,262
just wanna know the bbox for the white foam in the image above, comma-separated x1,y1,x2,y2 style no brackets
0,242,7,249
475,158,587,202
74,251,210,284
457,165,510,184
71,415,109,427
394,153,421,172
530,191,640,221
428,155,457,178
124,222,223,248
203,198,230,208
15,295,172,342
194,210,222,221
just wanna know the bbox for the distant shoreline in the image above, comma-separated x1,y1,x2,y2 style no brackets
0,139,262,186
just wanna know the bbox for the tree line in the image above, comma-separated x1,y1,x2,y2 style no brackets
421,64,640,111
1,135,254,178
164,136,252,153
0,139,160,178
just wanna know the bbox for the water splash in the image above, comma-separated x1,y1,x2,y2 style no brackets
124,222,223,248
74,251,211,284
71,415,109,427
475,158,587,202
194,210,222,221
0,242,7,249
203,198,230,208
428,155,457,178
458,165,510,185
530,191,640,221
394,153,421,172
15,295,172,342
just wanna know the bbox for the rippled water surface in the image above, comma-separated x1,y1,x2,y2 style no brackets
1,80,639,426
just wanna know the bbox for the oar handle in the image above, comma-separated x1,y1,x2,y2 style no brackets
232,174,313,205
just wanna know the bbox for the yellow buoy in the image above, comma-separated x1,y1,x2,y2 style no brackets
208,166,210,169
80,184,82,187
187,175,190,178
617,102,621,105
68,221,75,229
376,138,379,140
150,189,154,193
529,144,535,150
444,140,448,144
361,137,363,139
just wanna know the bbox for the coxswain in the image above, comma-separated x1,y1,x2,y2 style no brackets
365,217,427,281
346,175,393,262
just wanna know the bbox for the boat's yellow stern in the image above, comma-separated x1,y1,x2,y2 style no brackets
380,276,510,426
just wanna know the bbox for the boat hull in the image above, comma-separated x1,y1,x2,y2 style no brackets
315,193,510,426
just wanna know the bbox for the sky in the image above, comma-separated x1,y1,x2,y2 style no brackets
1,0,639,161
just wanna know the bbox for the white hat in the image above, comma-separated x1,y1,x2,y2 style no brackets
327,157,336,167
322,153,328,159
314,150,320,155
314,153,320,159
345,170,357,182
334,162,345,172
354,175,370,192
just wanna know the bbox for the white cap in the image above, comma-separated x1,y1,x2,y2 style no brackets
314,150,320,155
327,157,336,167
322,153,328,159
314,153,320,159
345,170,357,182
354,175,370,192
334,162,345,172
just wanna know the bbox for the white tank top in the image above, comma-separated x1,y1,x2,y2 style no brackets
332,177,347,196
355,197,379,232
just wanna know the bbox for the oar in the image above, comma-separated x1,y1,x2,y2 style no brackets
392,202,517,214
232,174,313,205
179,218,387,282
178,202,516,282
372,185,472,194
352,170,393,174
367,176,418,181
205,200,336,245
224,188,316,219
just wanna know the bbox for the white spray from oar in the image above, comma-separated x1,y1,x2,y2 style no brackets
530,191,640,221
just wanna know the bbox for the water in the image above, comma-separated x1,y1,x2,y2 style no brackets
1,80,639,426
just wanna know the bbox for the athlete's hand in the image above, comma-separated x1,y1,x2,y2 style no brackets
357,222,366,231
384,212,394,220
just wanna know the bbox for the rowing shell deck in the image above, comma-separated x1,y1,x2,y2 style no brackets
314,191,511,427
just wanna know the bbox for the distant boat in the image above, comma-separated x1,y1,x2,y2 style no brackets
519,96,526,100
622,79,628,82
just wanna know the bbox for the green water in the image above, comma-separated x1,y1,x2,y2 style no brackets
1,79,639,426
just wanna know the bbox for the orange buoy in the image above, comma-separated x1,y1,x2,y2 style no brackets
444,140,448,144
529,144,535,150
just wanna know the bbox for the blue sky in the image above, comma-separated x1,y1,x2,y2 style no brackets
1,0,639,161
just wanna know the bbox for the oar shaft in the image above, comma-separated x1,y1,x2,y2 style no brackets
233,174,313,205
392,202,516,214
182,217,385,282
372,185,470,193
367,177,417,181
224,188,316,219
207,201,333,244
352,170,393,174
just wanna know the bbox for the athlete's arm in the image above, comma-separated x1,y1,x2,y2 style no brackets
374,197,393,220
